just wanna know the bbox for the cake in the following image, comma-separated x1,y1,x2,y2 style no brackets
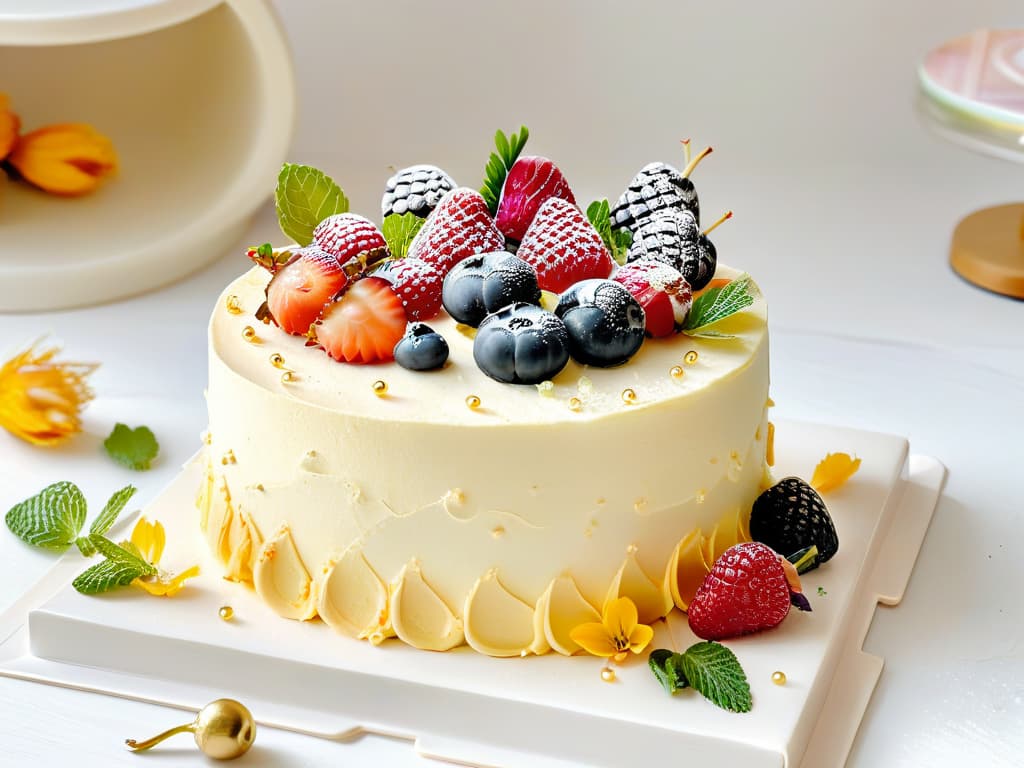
198,130,784,659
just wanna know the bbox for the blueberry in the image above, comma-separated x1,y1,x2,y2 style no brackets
442,251,540,327
393,323,449,371
473,303,570,384
555,279,646,367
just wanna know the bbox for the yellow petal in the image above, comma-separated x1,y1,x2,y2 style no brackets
664,528,712,611
130,517,165,565
568,622,617,658
602,596,639,640
0,98,19,161
163,565,200,596
766,421,776,467
8,123,117,196
810,452,861,494
132,565,200,597
628,622,655,654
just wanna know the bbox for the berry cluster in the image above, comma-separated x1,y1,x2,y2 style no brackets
248,129,736,381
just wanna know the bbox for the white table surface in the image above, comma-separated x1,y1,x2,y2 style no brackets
1,1,1022,765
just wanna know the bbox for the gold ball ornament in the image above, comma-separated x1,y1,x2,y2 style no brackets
684,350,699,365
126,698,255,760
372,380,388,396
465,394,481,410
600,666,616,683
771,670,787,686
621,388,637,404
670,365,684,379
218,605,234,621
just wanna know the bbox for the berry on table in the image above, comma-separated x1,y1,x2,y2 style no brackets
495,155,576,242
310,276,407,364
750,477,839,567
517,198,614,293
393,322,449,371
612,260,692,337
406,188,505,275
381,164,457,219
372,258,445,321
312,213,387,264
442,251,541,327
473,303,571,384
555,279,646,367
263,246,348,336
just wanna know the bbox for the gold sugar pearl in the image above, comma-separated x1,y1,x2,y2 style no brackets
621,388,637,405
771,670,787,686
372,380,388,396
218,606,234,621
220,450,236,465
466,395,481,410
568,396,583,412
269,353,285,368
280,371,296,384
600,666,616,683
670,365,684,379
225,295,243,314
684,350,699,365
241,326,258,342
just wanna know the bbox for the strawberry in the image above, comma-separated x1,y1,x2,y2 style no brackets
687,542,792,641
312,213,387,264
263,246,348,336
406,188,505,275
612,261,692,338
494,156,576,242
516,198,614,293
372,258,444,321
311,276,407,364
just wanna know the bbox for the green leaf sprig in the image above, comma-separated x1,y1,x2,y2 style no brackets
682,273,756,339
104,423,159,471
649,641,752,713
73,534,157,594
5,482,136,557
586,199,632,265
480,125,529,215
381,212,426,259
275,163,350,246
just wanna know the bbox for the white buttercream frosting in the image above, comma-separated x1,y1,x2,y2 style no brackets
253,525,317,620
390,560,464,651
316,547,388,639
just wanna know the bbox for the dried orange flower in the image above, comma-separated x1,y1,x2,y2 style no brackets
8,123,117,196
0,338,98,446
570,596,654,662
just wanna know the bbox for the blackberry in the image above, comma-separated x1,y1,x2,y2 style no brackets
750,478,839,568
610,162,699,233
381,164,456,219
626,209,699,272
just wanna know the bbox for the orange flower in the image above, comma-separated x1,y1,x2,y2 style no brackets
129,517,200,597
569,596,654,662
0,94,18,161
0,338,98,446
8,123,117,196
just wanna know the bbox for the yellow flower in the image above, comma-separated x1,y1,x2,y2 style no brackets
569,596,654,662
0,93,19,161
8,123,117,196
0,338,98,446
129,517,200,597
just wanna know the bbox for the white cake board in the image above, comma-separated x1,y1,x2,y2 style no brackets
0,420,943,768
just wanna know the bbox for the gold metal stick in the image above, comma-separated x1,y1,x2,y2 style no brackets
125,723,194,751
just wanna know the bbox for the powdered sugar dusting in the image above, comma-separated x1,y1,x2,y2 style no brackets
516,198,613,293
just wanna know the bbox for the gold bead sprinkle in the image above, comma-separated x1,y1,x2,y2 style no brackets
218,606,234,621
670,365,684,379
684,350,699,365
372,380,388,397
771,670,787,686
621,388,637,405
269,353,285,368
241,326,258,342
568,396,583,412
600,666,617,683
220,450,236,465
280,371,296,384
466,395,481,410
225,295,243,314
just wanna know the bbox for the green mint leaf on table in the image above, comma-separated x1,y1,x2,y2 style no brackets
678,641,752,713
275,163,350,246
73,537,153,595
104,423,159,470
586,199,632,265
683,273,755,335
90,485,137,536
5,481,86,551
480,125,529,216
649,649,689,695
382,213,425,259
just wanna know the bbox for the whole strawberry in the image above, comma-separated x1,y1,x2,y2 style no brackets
612,260,692,337
406,188,505,275
688,542,792,641
312,213,387,264
372,258,444,321
750,478,839,567
495,156,576,242
517,198,614,293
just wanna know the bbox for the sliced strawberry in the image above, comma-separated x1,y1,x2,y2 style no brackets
406,188,504,275
312,276,407,364
372,258,444,321
516,198,613,293
612,261,692,337
494,156,576,242
313,213,387,264
264,246,347,336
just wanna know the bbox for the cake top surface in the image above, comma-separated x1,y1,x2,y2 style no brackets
211,263,766,427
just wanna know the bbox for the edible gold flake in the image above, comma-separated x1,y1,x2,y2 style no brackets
568,396,583,412
225,295,243,314
221,449,236,465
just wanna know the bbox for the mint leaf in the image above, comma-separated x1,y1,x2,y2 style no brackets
73,557,147,595
275,163,349,246
104,424,159,471
586,199,632,265
90,485,137,536
679,641,752,713
89,534,157,576
5,481,86,551
480,126,529,215
683,274,755,334
649,649,689,694
381,213,425,259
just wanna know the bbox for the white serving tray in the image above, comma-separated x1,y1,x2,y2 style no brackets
0,420,944,768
